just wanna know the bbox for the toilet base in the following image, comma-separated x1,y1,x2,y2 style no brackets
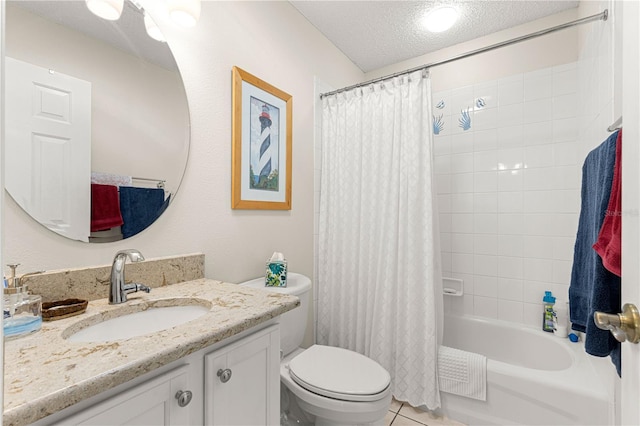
281,383,314,425
281,382,388,426
280,349,391,426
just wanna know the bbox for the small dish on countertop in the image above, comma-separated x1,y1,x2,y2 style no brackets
42,299,88,321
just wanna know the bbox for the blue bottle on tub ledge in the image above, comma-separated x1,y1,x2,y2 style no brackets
542,291,556,332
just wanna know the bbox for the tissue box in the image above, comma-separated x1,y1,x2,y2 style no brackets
265,260,287,287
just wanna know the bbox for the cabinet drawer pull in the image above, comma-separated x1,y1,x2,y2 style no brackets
175,390,193,407
217,368,232,383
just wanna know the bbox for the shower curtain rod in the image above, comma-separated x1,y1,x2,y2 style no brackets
320,9,608,99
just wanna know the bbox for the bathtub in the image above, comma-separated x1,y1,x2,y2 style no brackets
440,315,614,426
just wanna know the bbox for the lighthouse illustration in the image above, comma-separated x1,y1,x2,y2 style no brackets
256,104,272,184
250,98,279,191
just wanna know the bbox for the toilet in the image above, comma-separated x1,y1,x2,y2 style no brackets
240,273,392,426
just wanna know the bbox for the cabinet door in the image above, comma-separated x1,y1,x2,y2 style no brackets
204,325,280,425
56,366,191,425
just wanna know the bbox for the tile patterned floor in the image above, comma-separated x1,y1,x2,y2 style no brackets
385,399,466,426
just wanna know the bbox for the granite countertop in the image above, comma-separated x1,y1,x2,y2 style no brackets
3,279,299,426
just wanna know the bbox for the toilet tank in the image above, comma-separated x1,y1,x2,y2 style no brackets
239,272,311,356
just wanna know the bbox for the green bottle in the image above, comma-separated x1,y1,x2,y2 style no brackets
542,291,556,332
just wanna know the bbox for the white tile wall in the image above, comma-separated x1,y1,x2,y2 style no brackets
576,0,617,158
313,1,615,335
433,0,616,328
433,62,583,327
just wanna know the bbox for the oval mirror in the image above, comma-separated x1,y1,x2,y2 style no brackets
4,0,190,243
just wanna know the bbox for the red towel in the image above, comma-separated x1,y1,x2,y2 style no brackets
91,183,124,232
593,129,622,276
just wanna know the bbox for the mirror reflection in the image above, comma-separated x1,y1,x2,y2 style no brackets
5,0,190,243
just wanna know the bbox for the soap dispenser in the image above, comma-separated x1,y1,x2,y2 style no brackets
3,264,43,339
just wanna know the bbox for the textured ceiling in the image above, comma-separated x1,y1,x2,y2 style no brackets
290,0,580,72
11,0,580,74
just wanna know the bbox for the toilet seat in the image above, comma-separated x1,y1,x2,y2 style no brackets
288,345,390,402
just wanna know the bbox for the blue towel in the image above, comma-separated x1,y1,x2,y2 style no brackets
569,131,621,376
119,187,168,239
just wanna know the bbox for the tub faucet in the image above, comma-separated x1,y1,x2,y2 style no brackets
109,249,150,305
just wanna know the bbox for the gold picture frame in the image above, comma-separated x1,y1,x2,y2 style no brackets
231,66,292,210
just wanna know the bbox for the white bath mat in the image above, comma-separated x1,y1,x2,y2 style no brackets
438,345,487,401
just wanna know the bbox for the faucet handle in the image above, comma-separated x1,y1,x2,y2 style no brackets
136,284,151,293
121,283,151,295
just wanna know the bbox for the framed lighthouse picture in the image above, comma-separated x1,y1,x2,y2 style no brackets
231,66,292,210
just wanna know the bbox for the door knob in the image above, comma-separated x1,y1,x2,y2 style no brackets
594,303,640,343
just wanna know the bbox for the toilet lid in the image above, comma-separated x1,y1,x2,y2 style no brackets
288,345,390,402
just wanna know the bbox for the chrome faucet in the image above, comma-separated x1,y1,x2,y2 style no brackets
109,249,151,304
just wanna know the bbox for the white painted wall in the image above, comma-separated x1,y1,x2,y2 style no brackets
5,4,189,195
3,1,363,346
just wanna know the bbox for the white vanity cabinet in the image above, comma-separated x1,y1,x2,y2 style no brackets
52,367,191,425
204,323,280,425
41,324,280,426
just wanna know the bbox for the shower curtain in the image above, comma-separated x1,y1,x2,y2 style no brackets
317,69,443,409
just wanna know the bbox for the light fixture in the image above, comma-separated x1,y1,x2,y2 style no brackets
144,13,166,42
85,0,124,21
86,0,200,42
422,6,459,33
167,0,201,28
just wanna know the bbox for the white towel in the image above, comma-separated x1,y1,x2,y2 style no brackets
438,345,487,401
91,171,132,187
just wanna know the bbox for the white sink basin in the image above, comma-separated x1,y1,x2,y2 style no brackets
65,300,211,343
